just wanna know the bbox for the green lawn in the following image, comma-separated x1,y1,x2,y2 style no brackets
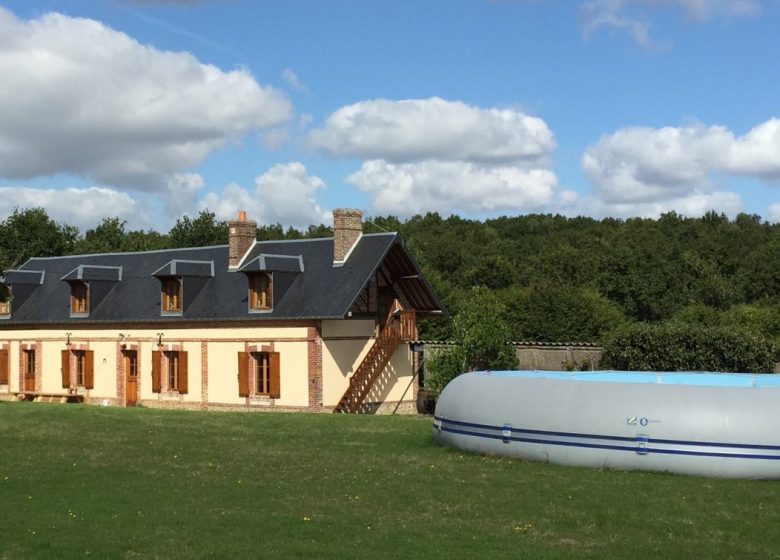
1,403,778,559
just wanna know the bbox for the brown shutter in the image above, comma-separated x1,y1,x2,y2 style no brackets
0,349,9,385
178,351,188,394
238,352,249,397
151,351,162,393
61,350,70,388
84,351,95,389
269,352,280,399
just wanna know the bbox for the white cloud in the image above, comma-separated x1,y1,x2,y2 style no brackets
726,118,780,179
347,160,557,216
565,190,743,219
281,68,306,92
202,163,330,229
582,119,780,207
308,97,555,164
0,186,146,231
767,202,780,222
309,97,559,218
580,0,760,45
160,173,205,219
0,7,292,189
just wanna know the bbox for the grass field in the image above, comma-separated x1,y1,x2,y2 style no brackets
1,402,779,559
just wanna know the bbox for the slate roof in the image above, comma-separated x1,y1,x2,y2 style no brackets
0,233,445,326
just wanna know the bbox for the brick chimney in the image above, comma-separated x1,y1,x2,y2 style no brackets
228,210,257,268
333,208,363,265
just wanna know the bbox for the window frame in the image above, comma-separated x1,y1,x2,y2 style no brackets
248,272,273,311
161,277,183,314
74,350,85,386
166,350,180,390
0,285,11,316
70,281,89,316
255,351,271,395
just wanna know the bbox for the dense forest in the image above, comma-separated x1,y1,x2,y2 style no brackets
3,207,780,344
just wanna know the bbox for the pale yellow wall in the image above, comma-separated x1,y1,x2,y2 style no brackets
322,319,376,338
89,341,117,399
207,340,310,407
274,341,308,407
321,319,415,407
40,341,62,393
1,322,413,409
4,340,19,392
208,341,245,405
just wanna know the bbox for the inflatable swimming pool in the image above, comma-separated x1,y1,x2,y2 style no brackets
433,370,780,479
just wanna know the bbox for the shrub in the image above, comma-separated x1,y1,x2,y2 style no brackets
424,287,518,397
601,322,776,373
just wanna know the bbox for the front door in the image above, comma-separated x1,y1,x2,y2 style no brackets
124,350,138,406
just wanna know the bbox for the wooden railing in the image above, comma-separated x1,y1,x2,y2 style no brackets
333,304,417,413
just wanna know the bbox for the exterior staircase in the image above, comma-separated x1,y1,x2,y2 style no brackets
334,304,417,413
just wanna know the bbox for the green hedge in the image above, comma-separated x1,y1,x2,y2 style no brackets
601,322,777,373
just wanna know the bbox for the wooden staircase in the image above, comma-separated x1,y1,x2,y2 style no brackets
334,305,417,413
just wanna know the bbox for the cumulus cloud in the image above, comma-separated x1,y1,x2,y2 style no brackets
580,0,760,45
309,97,558,217
308,97,555,164
0,186,147,231
577,117,779,220
202,163,330,229
347,161,557,216
582,119,780,207
767,202,780,223
566,190,743,220
0,7,292,189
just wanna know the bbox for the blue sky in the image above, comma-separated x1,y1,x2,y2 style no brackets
0,0,778,231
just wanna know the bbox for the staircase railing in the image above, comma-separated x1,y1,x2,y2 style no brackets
333,305,416,413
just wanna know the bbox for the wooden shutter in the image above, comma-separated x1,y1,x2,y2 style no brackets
178,351,188,394
61,350,70,388
237,352,249,397
151,351,162,393
84,351,95,389
0,349,9,385
269,352,281,399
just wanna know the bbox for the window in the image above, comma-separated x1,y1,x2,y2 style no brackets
152,350,188,394
70,281,89,315
255,352,271,394
166,351,180,390
249,273,272,310
0,286,10,316
128,352,138,378
74,351,85,386
61,349,94,389
161,278,182,312
237,351,280,398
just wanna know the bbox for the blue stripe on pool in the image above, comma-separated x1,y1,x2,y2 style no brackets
439,425,780,461
434,416,780,451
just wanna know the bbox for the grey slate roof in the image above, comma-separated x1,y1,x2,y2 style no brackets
0,233,444,326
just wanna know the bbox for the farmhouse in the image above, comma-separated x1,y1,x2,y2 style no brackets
0,209,446,413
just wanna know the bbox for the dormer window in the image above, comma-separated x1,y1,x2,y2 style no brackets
70,281,89,315
249,273,272,311
161,277,182,313
0,285,10,316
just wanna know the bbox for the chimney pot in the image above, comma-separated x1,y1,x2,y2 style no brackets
238,210,247,221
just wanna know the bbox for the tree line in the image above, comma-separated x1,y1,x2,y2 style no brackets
3,207,780,345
